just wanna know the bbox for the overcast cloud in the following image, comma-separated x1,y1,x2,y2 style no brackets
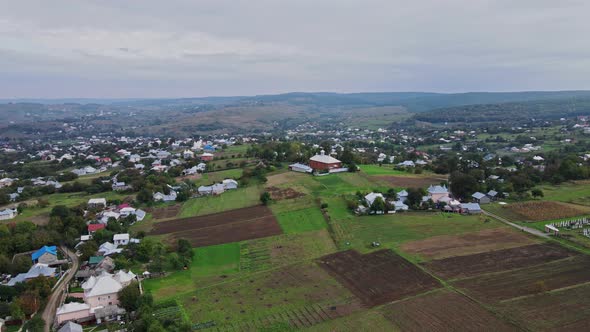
1,0,589,98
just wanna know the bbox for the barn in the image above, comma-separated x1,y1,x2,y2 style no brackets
309,150,342,171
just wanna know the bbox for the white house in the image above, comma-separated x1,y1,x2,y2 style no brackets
88,198,107,208
183,150,195,159
113,234,130,246
153,191,177,202
365,192,385,207
0,208,17,220
222,179,238,190
288,163,313,173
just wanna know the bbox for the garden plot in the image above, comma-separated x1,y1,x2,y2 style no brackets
317,249,441,307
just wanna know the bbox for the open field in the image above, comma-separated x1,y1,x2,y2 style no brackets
317,249,441,307
149,205,282,247
382,290,519,331
425,243,578,279
539,181,590,206
358,164,413,176
181,262,362,329
266,186,305,201
504,201,590,222
454,255,590,303
179,185,262,217
274,206,327,234
371,175,447,189
240,230,336,273
401,227,537,260
191,168,243,187
498,283,590,331
305,308,395,332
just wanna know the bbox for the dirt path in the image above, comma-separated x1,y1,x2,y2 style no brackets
483,210,549,238
42,246,79,332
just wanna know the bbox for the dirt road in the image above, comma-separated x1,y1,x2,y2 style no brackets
42,246,79,332
483,210,549,238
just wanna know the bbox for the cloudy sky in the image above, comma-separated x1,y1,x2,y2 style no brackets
1,0,589,98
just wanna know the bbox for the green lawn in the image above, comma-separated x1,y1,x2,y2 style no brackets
179,185,262,217
274,206,327,234
538,182,590,206
358,164,413,176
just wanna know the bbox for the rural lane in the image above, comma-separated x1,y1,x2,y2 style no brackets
483,210,549,238
42,246,79,332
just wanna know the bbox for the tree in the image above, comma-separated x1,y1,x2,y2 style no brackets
449,171,478,199
118,282,141,312
370,196,386,213
23,315,45,332
137,189,153,204
406,188,426,209
260,192,271,205
531,188,544,198
385,188,397,201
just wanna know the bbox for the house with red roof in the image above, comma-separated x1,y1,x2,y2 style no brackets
88,224,106,234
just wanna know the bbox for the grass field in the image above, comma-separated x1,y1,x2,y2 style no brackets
191,168,243,186
538,181,590,206
274,206,327,234
358,164,413,176
179,185,262,217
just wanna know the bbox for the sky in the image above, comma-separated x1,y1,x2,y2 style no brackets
1,0,589,98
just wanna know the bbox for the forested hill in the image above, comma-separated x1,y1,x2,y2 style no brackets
413,97,590,124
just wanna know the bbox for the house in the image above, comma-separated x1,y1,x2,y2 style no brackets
203,144,216,152
111,182,130,191
183,150,195,159
153,191,177,202
212,183,225,195
472,192,491,204
196,163,207,172
87,198,107,208
398,160,415,167
0,208,17,220
56,303,91,325
31,245,58,264
487,190,498,200
289,163,313,173
200,152,214,161
7,263,57,286
397,190,408,202
58,321,84,332
88,223,106,234
0,177,15,188
98,242,122,256
365,192,385,207
182,166,198,175
309,150,342,171
459,203,482,214
198,185,212,195
113,234,129,246
222,179,238,190
392,200,409,211
427,185,450,203
128,154,141,163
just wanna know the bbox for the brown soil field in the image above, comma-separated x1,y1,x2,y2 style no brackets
317,249,441,307
401,228,536,260
507,201,588,222
148,204,182,219
454,255,590,303
175,173,202,182
498,283,590,331
371,175,446,188
149,205,282,247
266,186,305,201
425,243,578,280
383,290,519,332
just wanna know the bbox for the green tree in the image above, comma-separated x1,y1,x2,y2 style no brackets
531,188,544,198
118,282,141,312
260,192,271,205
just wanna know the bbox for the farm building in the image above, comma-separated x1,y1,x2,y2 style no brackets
309,150,342,171
0,208,17,220
459,203,482,214
88,198,107,208
472,192,491,204
289,163,313,173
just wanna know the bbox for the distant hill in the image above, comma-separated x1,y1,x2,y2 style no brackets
4,90,590,113
413,96,590,125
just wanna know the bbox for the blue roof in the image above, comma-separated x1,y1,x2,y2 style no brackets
31,245,57,261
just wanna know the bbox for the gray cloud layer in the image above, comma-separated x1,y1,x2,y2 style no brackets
1,0,589,98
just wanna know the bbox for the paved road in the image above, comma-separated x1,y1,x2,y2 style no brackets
42,246,79,332
483,210,549,238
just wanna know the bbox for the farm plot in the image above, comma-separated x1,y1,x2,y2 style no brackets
400,227,536,260
505,201,589,222
454,255,590,303
498,283,590,331
425,243,578,280
274,206,327,234
266,186,305,201
149,204,182,219
181,262,362,330
240,230,336,272
149,206,282,247
317,249,441,307
382,290,519,332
